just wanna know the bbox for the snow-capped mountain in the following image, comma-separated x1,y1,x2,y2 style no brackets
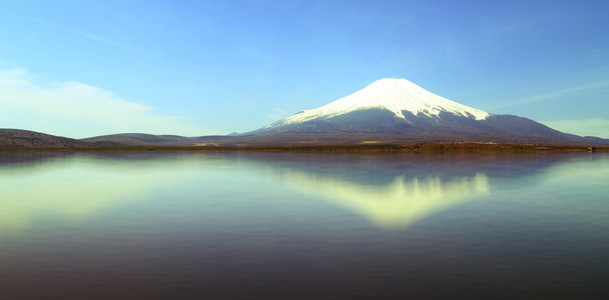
247,78,606,144
267,78,489,129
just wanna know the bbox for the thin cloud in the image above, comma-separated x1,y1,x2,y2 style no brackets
265,107,290,121
495,80,609,109
484,22,526,35
0,67,217,138
35,18,136,51
78,31,135,51
541,118,609,139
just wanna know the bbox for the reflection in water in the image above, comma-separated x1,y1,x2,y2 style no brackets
0,151,594,235
281,170,489,228
1,151,605,236
0,161,154,236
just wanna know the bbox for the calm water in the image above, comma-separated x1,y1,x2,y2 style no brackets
1,151,608,299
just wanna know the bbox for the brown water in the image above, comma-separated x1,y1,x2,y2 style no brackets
1,151,608,299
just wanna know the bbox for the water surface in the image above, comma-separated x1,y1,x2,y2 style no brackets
1,151,608,299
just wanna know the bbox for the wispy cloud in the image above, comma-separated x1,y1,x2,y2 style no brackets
35,18,136,51
77,31,135,51
265,107,290,121
494,80,609,109
541,118,609,139
0,67,217,138
484,22,526,35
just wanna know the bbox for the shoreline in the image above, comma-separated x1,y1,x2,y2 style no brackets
1,143,608,153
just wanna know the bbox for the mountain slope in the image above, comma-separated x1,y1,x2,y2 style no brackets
246,78,608,145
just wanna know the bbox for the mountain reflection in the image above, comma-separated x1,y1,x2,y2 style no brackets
0,151,599,236
280,170,489,229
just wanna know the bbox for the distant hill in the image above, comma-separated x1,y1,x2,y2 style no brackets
0,129,91,149
81,133,190,146
0,129,228,149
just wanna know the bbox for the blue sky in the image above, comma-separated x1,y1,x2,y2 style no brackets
1,0,608,138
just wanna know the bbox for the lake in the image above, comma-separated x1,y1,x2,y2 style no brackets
1,151,608,299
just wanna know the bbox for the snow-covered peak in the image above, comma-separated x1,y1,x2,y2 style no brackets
272,78,490,127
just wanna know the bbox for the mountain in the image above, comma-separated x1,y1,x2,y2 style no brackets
81,133,190,146
243,78,607,145
260,78,489,133
0,129,92,148
0,129,218,148
81,133,236,147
